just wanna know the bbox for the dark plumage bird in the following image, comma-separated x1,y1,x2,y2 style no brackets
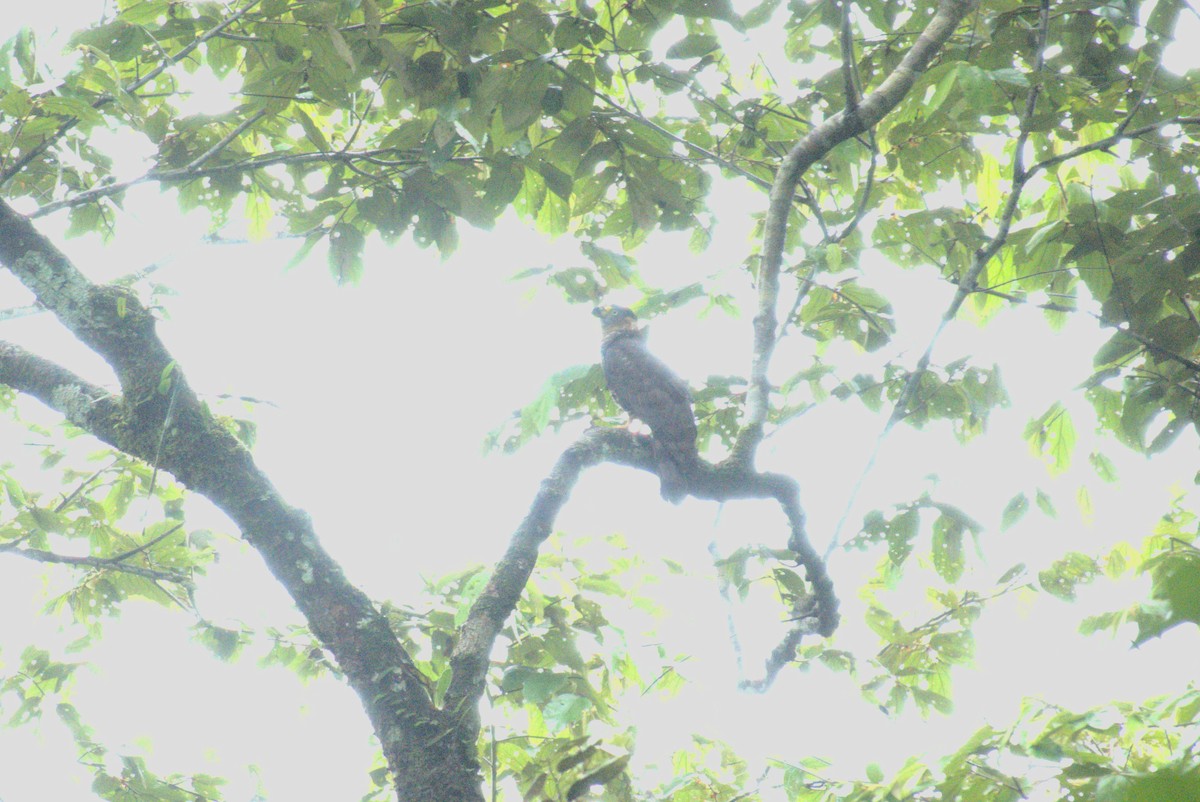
592,305,698,503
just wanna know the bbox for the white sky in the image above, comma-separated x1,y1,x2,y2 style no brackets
3,4,1200,802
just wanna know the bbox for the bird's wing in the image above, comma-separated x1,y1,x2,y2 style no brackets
602,334,695,438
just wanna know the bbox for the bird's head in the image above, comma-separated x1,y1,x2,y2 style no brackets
592,304,639,335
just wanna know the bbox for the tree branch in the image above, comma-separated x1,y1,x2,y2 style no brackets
972,285,1200,375
445,429,617,717
446,427,840,720
0,543,190,584
838,0,861,112
737,0,978,460
183,109,270,173
1026,115,1200,179
887,0,1050,429
0,340,124,433
29,148,433,219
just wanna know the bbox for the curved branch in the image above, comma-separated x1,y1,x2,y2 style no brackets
737,0,977,459
445,428,840,722
690,461,838,638
445,429,618,716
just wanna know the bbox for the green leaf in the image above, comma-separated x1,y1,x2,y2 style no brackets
1097,765,1200,802
502,64,551,132
743,0,781,27
543,693,592,732
932,512,966,582
1088,451,1119,483
865,606,905,641
1001,493,1028,531
194,623,246,661
294,107,330,151
1134,551,1200,644
665,34,721,60
1032,490,1055,518
1024,403,1076,474
1037,552,1098,601
324,24,355,70
244,185,272,241
565,755,630,800
157,360,177,395
524,671,569,704
675,0,742,25
6,475,28,507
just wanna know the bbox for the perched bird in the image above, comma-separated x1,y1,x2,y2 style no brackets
592,305,698,503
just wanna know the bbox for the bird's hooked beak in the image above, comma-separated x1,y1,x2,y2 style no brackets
592,305,639,334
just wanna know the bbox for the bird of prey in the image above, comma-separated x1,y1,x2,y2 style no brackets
592,305,698,503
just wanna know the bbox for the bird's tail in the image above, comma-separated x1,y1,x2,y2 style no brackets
653,438,697,504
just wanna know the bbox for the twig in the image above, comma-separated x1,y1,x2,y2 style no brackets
1026,116,1200,179
825,0,1049,561
183,109,270,172
602,0,643,117
53,463,115,513
104,523,185,565
1177,292,1200,333
29,148,432,218
3,545,190,583
708,538,748,682
834,131,877,243
0,303,45,322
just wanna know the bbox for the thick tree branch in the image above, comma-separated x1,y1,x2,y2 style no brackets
0,340,125,431
0,207,476,802
445,428,617,716
690,457,839,642
0,346,188,582
737,0,977,460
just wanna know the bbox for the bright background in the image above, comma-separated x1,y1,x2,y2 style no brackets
2,3,1200,801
